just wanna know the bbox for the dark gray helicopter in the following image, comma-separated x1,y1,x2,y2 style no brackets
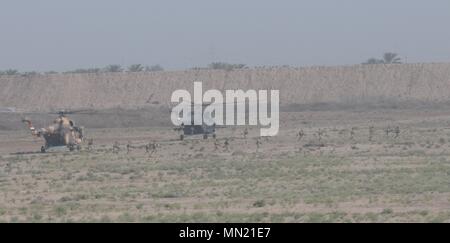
174,103,217,140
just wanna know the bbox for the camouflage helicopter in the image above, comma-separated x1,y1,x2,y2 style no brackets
22,110,85,153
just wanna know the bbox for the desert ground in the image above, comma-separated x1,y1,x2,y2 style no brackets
1,106,449,223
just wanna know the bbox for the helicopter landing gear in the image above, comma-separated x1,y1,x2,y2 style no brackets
67,142,82,152
69,145,75,152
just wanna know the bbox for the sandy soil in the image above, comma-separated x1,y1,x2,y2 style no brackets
0,107,449,222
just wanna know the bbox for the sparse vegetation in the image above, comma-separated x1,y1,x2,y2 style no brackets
45,71,59,75
1,113,450,223
363,58,384,65
145,65,164,72
22,71,40,76
208,62,247,71
1,69,20,75
253,200,266,208
64,68,101,74
1,64,450,223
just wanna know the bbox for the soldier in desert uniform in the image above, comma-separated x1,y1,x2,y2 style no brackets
256,138,262,152
385,126,391,138
243,128,249,139
369,126,375,142
148,141,157,156
223,139,230,152
214,139,220,151
126,141,132,154
394,126,400,138
297,129,305,141
350,127,356,140
87,138,94,151
113,141,120,153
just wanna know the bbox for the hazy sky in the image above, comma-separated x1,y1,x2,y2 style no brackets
1,0,450,71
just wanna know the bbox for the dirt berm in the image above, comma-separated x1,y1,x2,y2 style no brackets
2,63,450,130
1,63,450,112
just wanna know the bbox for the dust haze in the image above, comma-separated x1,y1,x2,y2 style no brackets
0,0,450,223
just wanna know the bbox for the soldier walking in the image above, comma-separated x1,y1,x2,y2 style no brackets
87,138,94,151
145,141,158,157
243,127,249,139
224,139,230,152
113,141,120,154
126,141,132,154
256,138,262,152
145,143,150,154
150,141,158,156
350,127,356,141
297,129,305,141
385,126,391,138
394,126,400,138
369,126,375,142
214,139,220,151
317,129,324,142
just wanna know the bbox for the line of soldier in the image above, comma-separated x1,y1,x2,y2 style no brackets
112,141,159,156
296,125,401,142
110,125,401,156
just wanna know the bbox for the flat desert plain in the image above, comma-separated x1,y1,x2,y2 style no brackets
0,107,449,223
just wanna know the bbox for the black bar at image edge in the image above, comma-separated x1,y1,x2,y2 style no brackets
4,223,438,242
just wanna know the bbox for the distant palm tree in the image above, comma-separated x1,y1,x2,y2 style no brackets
45,71,59,75
363,53,402,65
382,53,402,64
363,58,383,65
128,64,144,72
104,64,123,73
4,69,19,75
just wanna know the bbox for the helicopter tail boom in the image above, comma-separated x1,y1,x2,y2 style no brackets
22,118,40,137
